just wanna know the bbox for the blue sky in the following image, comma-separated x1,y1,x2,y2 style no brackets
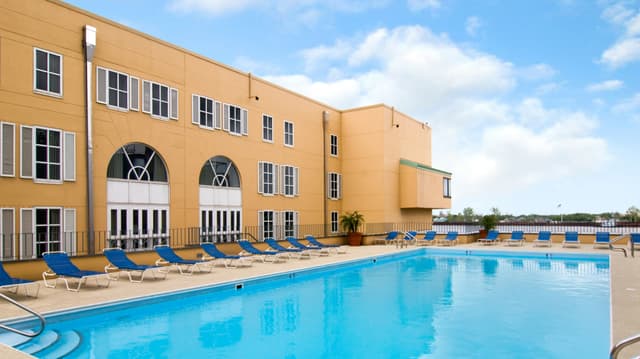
65,0,640,216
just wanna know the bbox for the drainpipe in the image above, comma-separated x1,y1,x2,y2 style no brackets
84,26,96,255
322,111,329,237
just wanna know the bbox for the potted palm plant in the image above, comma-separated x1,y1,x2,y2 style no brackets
340,210,365,246
479,214,498,239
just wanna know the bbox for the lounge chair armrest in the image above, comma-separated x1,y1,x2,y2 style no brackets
155,259,170,267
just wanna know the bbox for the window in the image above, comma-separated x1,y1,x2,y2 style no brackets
331,211,339,233
199,156,240,187
258,210,275,240
34,48,62,96
107,207,169,250
284,121,294,147
1,122,15,177
191,94,221,129
281,165,299,197
443,177,452,198
328,172,341,200
142,80,178,120
262,115,273,142
283,211,298,238
330,134,338,156
223,104,248,135
20,126,75,182
35,207,61,257
107,143,168,182
34,128,61,181
258,161,277,195
108,69,128,109
96,67,138,111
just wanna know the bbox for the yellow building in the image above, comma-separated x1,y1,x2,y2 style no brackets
0,0,451,261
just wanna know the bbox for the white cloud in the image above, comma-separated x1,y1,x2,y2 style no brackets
612,92,640,113
600,2,640,67
264,25,609,207
586,79,623,92
407,0,441,11
518,63,556,81
465,16,482,37
601,37,640,67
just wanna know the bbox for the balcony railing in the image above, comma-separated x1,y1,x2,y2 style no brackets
3,221,636,262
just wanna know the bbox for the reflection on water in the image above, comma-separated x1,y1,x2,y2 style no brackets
482,259,499,276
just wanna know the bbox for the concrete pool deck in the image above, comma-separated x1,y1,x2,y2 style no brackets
1,242,638,358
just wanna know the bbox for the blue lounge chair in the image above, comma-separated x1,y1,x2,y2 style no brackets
562,231,580,248
396,231,418,248
237,240,288,262
0,261,39,297
264,238,311,260
631,233,640,252
201,243,252,267
154,245,212,275
415,231,437,246
42,251,111,292
305,235,347,254
504,231,525,246
104,248,168,282
533,231,552,247
285,237,330,256
594,231,610,249
477,230,499,245
439,231,459,246
379,231,398,245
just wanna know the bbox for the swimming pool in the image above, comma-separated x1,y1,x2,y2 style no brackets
1,249,610,358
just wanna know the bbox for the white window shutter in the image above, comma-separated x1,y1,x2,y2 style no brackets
192,95,199,125
273,164,279,195
20,126,33,178
327,173,331,199
63,132,76,181
20,208,33,259
1,122,15,177
170,88,178,120
294,211,299,238
258,210,264,241
214,101,222,129
278,166,287,194
223,104,230,131
142,80,151,113
258,161,264,194
241,109,248,135
274,211,281,240
129,76,139,111
96,67,107,104
63,208,76,254
338,173,342,199
294,167,299,196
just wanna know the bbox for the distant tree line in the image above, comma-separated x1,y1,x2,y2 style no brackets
441,206,640,223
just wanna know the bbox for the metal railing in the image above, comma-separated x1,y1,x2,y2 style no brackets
0,293,45,338
610,333,640,359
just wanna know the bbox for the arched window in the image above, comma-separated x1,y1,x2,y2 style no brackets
107,143,167,182
199,156,240,187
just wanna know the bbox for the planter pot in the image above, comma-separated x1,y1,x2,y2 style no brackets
348,232,363,246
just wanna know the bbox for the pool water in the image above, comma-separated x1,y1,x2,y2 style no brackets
3,250,610,358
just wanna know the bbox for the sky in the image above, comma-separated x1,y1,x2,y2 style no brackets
65,0,640,216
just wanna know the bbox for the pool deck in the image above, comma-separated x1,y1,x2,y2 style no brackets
1,242,639,358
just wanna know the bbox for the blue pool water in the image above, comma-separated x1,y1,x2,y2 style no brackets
2,250,610,358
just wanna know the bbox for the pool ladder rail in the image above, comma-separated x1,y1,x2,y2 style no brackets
610,333,640,359
0,292,45,338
